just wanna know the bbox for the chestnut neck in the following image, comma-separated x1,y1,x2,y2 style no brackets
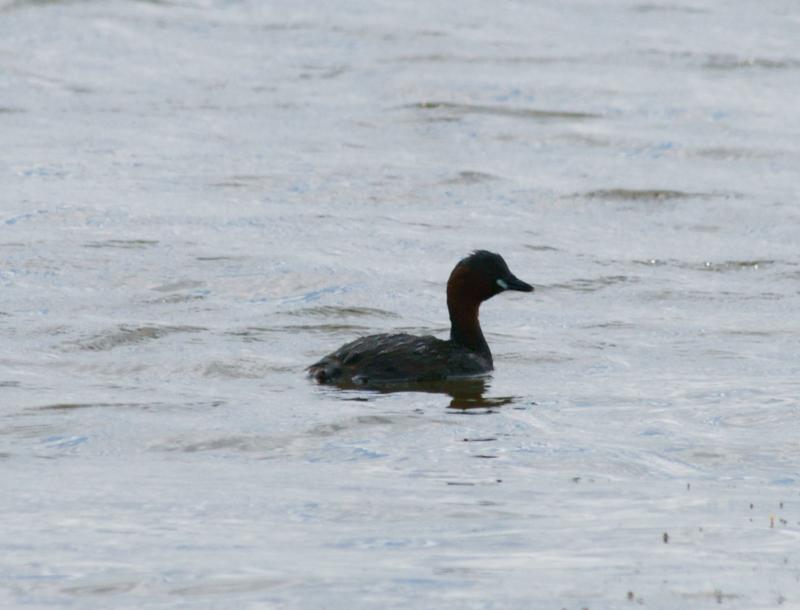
447,279,492,363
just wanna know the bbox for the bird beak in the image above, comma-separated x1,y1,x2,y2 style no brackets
497,274,534,292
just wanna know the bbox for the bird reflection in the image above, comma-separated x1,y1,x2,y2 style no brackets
330,378,517,410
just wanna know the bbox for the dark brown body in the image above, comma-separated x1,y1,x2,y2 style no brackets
308,333,492,385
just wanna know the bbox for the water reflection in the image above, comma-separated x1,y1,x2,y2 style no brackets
328,378,517,410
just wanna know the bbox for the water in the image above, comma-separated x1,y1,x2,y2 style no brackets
2,0,799,608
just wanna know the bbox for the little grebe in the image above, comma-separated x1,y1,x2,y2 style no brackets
307,251,533,385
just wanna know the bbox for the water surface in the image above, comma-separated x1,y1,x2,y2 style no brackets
1,0,799,608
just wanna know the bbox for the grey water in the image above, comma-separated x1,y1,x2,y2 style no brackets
1,0,799,608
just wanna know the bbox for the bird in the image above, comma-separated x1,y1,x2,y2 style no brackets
307,250,533,386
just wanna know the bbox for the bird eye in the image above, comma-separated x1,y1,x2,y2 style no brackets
496,278,508,289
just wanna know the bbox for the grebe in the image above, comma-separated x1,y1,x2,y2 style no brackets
307,251,533,385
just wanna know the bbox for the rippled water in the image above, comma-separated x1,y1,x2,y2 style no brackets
2,0,799,608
